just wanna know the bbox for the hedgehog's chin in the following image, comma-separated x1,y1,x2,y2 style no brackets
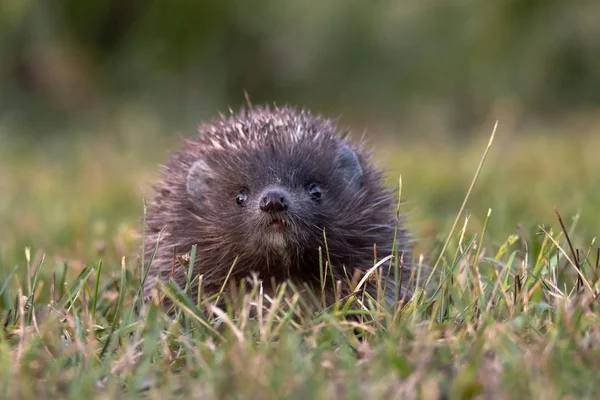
264,231,287,249
261,223,289,250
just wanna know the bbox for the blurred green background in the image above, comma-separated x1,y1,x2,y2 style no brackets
3,0,600,133
1,0,599,274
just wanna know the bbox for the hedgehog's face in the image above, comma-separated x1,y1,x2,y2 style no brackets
184,140,367,267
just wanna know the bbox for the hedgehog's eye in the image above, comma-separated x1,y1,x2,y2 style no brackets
236,192,248,206
308,184,322,200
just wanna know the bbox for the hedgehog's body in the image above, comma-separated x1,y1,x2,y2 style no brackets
143,106,413,306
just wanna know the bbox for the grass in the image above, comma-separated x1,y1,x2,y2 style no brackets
1,117,600,399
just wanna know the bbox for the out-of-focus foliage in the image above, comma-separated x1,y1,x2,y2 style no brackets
2,0,600,136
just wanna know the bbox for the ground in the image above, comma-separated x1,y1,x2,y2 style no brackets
1,117,599,399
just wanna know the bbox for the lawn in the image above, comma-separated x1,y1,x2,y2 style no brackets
1,116,599,399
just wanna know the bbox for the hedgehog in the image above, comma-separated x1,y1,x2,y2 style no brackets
142,105,414,309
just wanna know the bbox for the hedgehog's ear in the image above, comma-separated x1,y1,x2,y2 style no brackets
186,158,214,206
335,144,363,189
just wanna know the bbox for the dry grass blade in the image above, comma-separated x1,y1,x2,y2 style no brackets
539,225,593,294
427,121,498,286
208,305,244,343
554,207,583,289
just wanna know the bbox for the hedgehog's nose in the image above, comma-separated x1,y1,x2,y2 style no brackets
259,189,289,213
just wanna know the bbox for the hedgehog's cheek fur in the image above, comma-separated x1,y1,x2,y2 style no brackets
186,157,214,207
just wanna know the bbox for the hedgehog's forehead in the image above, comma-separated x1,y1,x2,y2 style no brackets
200,111,336,151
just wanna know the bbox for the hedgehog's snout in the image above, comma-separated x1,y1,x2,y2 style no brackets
259,188,290,213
